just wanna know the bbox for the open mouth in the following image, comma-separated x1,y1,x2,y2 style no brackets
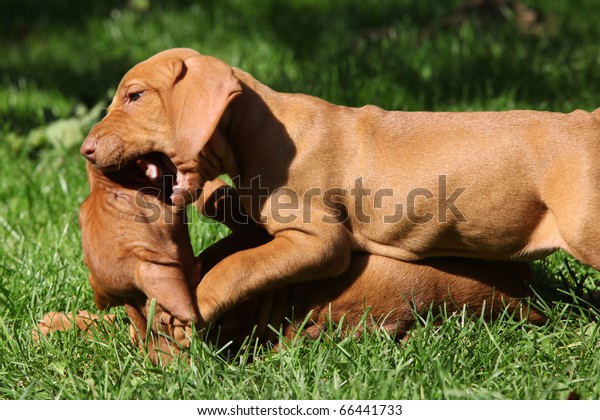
134,153,178,202
105,153,197,207
142,154,201,207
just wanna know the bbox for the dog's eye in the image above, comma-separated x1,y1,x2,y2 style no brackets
128,91,143,102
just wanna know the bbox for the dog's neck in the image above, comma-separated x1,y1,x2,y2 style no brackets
224,69,277,148
220,69,298,189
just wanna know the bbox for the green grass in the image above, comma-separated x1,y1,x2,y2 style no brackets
1,0,600,400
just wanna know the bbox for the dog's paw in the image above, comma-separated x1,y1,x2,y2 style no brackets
195,287,227,327
128,310,193,365
32,311,115,341
196,304,219,328
33,312,75,341
156,312,194,346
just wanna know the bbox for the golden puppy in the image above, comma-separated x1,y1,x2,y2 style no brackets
80,48,599,324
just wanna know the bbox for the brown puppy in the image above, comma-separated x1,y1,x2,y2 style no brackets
38,224,544,362
79,157,198,325
37,223,544,361
38,162,543,361
80,48,600,324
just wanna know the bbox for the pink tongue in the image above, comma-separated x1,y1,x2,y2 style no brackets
136,160,163,184
144,163,162,183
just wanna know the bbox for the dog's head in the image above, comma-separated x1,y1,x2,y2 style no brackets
81,48,242,207
80,154,200,326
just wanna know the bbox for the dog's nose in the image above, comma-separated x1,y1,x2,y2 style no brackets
80,137,97,162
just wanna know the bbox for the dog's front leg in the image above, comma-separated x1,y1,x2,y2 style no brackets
195,228,352,324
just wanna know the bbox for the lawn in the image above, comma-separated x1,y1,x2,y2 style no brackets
1,0,599,399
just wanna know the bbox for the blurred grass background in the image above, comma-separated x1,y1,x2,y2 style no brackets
1,0,600,400
3,0,600,137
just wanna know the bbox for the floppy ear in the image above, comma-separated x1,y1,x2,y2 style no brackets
168,55,242,167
